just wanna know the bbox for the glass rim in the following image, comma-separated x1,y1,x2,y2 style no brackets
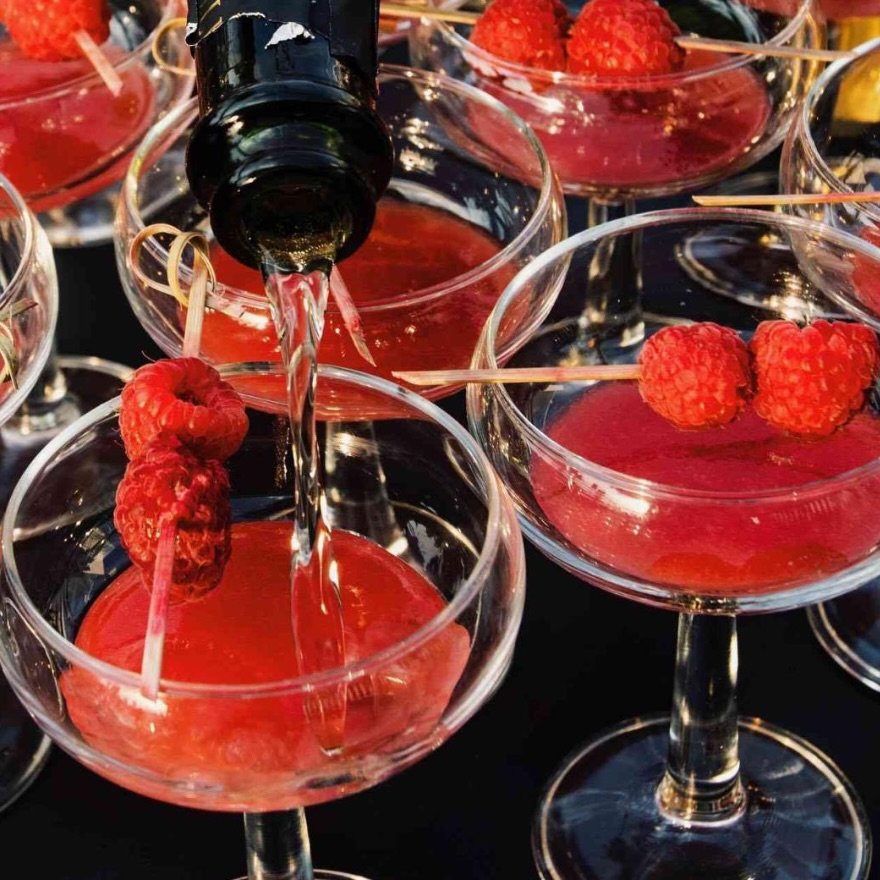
794,36,880,225
0,0,187,109
478,206,880,503
0,173,36,311
0,174,59,421
120,64,563,314
2,362,514,699
379,0,468,46
421,0,814,89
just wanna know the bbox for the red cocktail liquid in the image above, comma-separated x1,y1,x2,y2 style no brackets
476,50,770,193
531,382,880,594
62,521,470,810
197,199,516,414
822,0,880,18
0,40,155,212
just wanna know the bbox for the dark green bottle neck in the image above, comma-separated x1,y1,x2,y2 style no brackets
184,0,392,271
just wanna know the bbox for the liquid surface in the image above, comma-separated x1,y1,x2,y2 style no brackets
61,522,470,809
479,50,770,194
202,198,512,365
198,198,517,413
531,382,880,594
0,40,156,211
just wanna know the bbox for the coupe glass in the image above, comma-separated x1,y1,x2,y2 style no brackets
782,36,880,243
0,174,61,813
117,65,566,415
0,0,192,247
0,364,525,879
468,209,880,879
782,37,880,691
409,0,821,213
0,0,192,448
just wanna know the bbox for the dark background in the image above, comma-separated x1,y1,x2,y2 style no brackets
2,43,880,880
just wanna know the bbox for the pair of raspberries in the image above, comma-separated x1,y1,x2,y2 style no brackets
640,320,880,436
471,0,686,77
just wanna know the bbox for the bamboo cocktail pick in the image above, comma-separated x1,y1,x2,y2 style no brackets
74,30,123,96
379,2,854,64
392,365,642,386
693,192,880,208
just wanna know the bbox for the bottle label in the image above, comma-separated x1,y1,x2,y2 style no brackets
186,0,379,81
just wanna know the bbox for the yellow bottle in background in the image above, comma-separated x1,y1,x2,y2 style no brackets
832,18,880,123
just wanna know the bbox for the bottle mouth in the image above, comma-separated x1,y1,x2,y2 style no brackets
210,155,380,271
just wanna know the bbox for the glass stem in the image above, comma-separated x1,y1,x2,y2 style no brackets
656,613,746,825
2,342,79,441
244,809,313,880
579,198,644,352
587,197,634,229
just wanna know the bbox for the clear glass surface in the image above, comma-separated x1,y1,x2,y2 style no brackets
378,0,468,50
781,35,880,693
467,209,880,879
0,364,525,874
116,65,566,416
409,0,822,199
0,0,193,246
0,174,60,813
781,37,880,263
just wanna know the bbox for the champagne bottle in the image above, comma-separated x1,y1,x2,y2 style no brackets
185,0,393,273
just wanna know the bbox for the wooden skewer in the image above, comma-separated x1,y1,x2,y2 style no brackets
392,365,642,386
380,2,480,25
674,35,852,64
693,191,880,207
74,30,123,96
381,2,854,63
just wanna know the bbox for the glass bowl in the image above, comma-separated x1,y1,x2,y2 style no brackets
117,65,566,417
410,0,822,200
0,363,525,875
782,37,880,249
0,0,192,246
467,208,880,880
0,172,60,814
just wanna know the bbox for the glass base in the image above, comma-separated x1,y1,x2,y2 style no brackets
0,671,51,814
232,873,370,879
808,581,880,693
533,714,871,880
38,183,120,249
2,355,131,447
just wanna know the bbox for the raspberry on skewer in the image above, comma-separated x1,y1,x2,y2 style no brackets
470,0,570,71
568,0,686,77
117,357,249,697
120,357,249,461
399,318,880,435
114,441,233,605
2,0,122,94
751,319,880,436
637,323,752,429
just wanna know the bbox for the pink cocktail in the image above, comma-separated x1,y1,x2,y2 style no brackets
532,382,880,594
410,0,820,199
63,522,470,809
468,210,880,880
0,0,191,242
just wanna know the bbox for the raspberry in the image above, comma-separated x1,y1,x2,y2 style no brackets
471,0,569,71
114,442,232,602
3,0,111,62
638,323,752,429
567,0,685,77
751,319,880,436
120,358,248,461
